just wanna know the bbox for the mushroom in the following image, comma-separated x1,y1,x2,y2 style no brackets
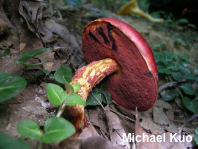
117,0,164,23
63,18,158,133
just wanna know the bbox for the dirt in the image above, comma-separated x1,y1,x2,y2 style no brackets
0,1,198,149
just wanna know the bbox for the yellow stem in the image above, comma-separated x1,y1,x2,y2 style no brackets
117,0,164,23
62,58,119,133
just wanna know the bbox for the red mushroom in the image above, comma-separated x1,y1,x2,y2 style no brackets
63,18,158,132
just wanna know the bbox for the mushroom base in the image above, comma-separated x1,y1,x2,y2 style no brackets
62,58,119,134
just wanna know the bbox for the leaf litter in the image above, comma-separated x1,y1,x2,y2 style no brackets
0,0,198,149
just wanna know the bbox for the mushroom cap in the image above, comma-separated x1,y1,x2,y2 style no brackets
82,18,158,111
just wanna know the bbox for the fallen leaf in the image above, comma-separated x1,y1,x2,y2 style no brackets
153,106,169,126
79,125,100,139
135,108,188,149
139,109,165,134
0,19,10,35
158,82,177,92
59,137,125,149
43,62,54,71
20,43,26,51
105,104,131,148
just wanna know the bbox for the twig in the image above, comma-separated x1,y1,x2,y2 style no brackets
91,92,105,110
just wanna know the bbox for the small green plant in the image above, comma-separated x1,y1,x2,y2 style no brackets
14,48,50,69
0,71,27,102
177,18,197,29
194,127,198,145
153,43,198,112
0,64,87,148
86,81,112,105
0,48,53,103
1,50,112,148
0,133,31,149
0,48,10,57
63,0,82,8
17,117,75,143
153,42,198,144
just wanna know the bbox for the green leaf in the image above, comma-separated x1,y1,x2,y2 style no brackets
152,50,161,63
54,66,72,84
160,88,179,101
49,74,54,79
86,88,102,106
167,62,179,71
159,55,168,65
184,74,196,80
179,55,189,62
172,72,183,82
180,83,195,95
43,70,50,75
0,71,27,102
194,134,198,145
17,120,42,140
182,97,198,113
175,38,182,44
88,9,107,17
20,62,45,67
153,41,166,48
14,59,23,64
21,48,50,63
101,91,112,104
41,117,75,143
66,93,86,106
0,48,10,56
158,65,172,74
15,59,45,67
163,50,173,62
187,23,197,29
177,18,188,24
0,133,31,149
195,66,198,75
72,83,80,93
195,90,198,99
46,83,67,106
179,64,191,74
171,53,179,60
35,71,44,76
65,82,74,95
63,0,82,8
179,60,190,67
195,127,198,134
98,81,107,93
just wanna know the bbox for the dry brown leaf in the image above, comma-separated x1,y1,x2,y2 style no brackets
0,0,12,27
0,19,10,35
44,18,80,49
139,109,165,134
135,108,188,149
87,106,108,136
158,82,177,92
0,55,23,75
154,99,179,133
154,99,172,110
79,125,100,139
59,137,125,149
153,106,169,126
105,105,131,148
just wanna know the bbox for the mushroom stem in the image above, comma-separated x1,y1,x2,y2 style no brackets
63,58,119,132
117,0,164,23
